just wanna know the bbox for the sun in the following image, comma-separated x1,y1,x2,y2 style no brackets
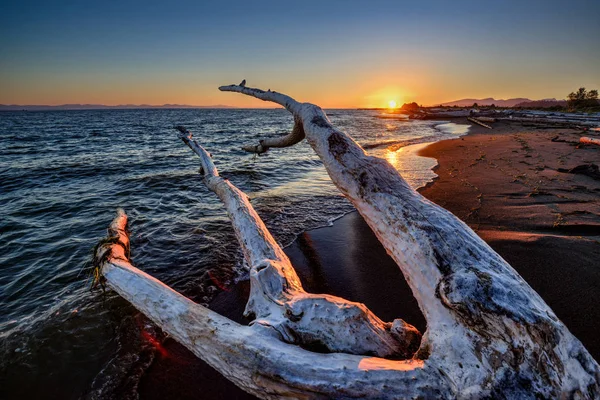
388,100,397,109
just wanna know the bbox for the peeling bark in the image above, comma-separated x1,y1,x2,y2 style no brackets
92,84,600,399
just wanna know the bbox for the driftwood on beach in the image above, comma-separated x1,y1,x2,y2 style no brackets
412,108,600,130
467,117,493,129
496,116,600,129
93,83,600,398
581,136,600,146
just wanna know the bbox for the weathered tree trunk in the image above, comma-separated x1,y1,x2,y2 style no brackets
93,84,600,399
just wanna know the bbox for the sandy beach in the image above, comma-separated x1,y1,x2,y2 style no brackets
137,120,599,398
418,120,600,359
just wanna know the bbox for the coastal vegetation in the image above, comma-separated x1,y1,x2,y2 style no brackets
515,87,599,112
567,87,599,111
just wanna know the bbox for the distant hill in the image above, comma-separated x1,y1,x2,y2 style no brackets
514,99,567,108
0,104,234,111
438,97,531,107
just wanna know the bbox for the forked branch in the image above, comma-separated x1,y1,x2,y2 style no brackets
91,83,599,399
93,210,431,399
176,125,420,358
216,82,600,398
218,86,306,154
241,117,305,154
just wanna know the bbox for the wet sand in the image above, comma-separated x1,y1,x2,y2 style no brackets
139,120,600,398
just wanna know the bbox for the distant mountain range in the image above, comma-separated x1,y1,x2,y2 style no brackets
437,98,533,107
436,97,569,108
0,104,234,111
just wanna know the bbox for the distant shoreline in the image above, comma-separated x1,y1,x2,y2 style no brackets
0,105,359,111
0,105,235,111
0,106,371,112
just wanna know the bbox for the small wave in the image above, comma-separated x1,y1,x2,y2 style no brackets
434,122,470,135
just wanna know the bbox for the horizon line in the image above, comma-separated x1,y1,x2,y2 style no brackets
0,96,560,111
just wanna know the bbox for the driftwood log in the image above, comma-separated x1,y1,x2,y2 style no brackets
581,136,600,146
467,117,493,129
474,116,496,123
93,83,600,399
497,116,600,128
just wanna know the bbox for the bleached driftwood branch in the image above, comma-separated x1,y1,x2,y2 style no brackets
94,210,426,399
93,84,600,399
241,116,305,154
174,125,420,358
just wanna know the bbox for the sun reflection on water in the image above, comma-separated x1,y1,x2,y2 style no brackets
383,143,438,189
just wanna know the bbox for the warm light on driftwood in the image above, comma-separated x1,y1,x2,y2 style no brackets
92,83,600,399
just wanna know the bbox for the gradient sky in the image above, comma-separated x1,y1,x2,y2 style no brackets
1,0,599,107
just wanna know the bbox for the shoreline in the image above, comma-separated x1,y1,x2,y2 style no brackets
138,119,599,398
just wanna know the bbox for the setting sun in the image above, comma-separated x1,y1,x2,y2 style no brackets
388,100,397,109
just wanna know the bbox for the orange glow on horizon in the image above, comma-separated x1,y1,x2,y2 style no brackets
357,84,410,109
2,73,565,109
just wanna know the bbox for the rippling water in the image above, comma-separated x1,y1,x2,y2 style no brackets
0,109,467,398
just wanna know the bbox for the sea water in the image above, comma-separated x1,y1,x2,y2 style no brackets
0,108,467,398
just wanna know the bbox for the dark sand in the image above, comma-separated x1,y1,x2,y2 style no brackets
139,120,599,398
418,120,600,360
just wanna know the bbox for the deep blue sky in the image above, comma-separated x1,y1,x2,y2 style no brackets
1,0,598,106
